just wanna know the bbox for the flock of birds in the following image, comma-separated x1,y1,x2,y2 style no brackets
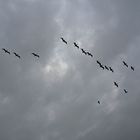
2,48,40,58
1,37,135,105
60,37,135,104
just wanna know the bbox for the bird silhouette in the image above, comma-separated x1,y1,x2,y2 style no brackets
98,101,100,104
32,53,40,58
99,64,104,70
123,61,128,67
87,52,93,57
124,89,128,93
131,66,134,71
105,65,109,70
81,48,87,55
109,67,114,72
2,48,10,54
61,37,67,44
13,52,21,59
74,42,79,49
96,60,102,66
114,82,119,87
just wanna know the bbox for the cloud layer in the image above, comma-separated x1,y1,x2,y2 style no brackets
0,0,140,140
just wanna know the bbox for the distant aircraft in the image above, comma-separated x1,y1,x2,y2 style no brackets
109,67,114,72
114,82,119,87
123,61,128,67
81,48,87,55
98,101,100,104
87,52,93,57
131,66,134,71
13,52,21,59
2,48,10,54
124,89,128,93
32,53,40,58
74,42,79,49
61,37,67,44
105,65,109,70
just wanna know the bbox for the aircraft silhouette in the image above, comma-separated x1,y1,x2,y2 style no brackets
81,48,87,55
2,48,10,54
123,61,128,67
61,37,67,44
114,82,119,87
124,89,128,93
131,66,134,71
109,67,114,72
74,42,79,49
87,52,93,57
32,53,40,58
105,65,109,70
13,52,21,59
98,101,100,104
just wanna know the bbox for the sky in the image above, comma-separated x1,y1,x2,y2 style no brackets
0,0,140,140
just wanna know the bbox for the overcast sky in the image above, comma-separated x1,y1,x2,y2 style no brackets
0,0,140,140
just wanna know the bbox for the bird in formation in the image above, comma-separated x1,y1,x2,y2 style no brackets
87,52,93,57
13,52,21,59
32,53,40,58
105,65,109,70
114,82,119,87
2,48,10,54
124,89,128,93
123,61,128,68
109,66,114,73
96,60,102,66
81,48,87,55
74,42,79,49
98,101,100,104
61,37,67,44
131,66,134,71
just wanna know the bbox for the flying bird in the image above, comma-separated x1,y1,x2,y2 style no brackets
105,65,109,70
131,66,134,71
98,101,100,104
99,64,104,70
13,52,21,59
61,37,67,44
32,53,40,58
96,60,102,66
87,52,93,57
123,61,128,67
109,67,114,72
124,89,128,93
74,42,79,49
81,48,87,55
114,82,119,87
2,48,10,54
